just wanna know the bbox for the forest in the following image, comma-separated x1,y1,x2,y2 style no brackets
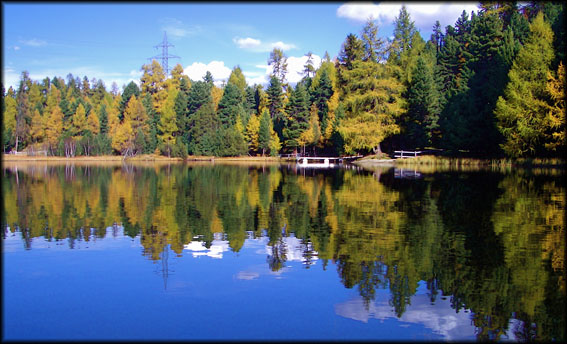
2,2,565,159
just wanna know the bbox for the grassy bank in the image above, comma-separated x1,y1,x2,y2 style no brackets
1,154,284,163
388,155,565,175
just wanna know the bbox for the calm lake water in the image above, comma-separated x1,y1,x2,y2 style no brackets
2,162,565,341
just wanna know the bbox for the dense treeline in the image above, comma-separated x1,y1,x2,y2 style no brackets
2,2,565,158
3,163,565,340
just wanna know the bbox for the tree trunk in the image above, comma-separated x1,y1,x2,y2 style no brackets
374,143,382,156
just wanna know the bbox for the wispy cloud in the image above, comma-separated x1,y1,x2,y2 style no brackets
13,46,20,51
19,38,47,47
337,2,480,31
234,37,262,49
233,36,297,52
160,17,202,38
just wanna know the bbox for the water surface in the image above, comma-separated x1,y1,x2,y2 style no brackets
2,162,565,341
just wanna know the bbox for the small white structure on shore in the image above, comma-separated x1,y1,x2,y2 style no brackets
296,157,340,168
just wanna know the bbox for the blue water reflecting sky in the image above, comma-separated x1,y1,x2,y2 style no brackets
3,226,487,341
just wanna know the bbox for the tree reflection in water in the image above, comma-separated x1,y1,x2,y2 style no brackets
2,162,565,341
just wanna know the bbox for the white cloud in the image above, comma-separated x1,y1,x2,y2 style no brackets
236,271,260,280
270,41,297,51
337,2,480,31
233,36,297,52
335,293,477,340
234,37,262,49
242,70,268,86
13,46,20,51
129,70,142,78
184,60,232,85
20,38,47,47
285,54,322,84
184,240,230,259
2,68,20,90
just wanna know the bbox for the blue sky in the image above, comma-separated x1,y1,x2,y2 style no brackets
3,2,479,91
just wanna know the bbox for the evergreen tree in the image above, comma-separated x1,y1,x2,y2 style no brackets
14,72,31,152
389,5,417,65
203,71,214,85
494,12,556,157
217,83,244,128
266,75,285,141
189,101,218,156
142,93,158,153
174,84,189,146
119,81,140,118
310,67,334,137
337,33,365,100
258,109,271,156
283,83,310,153
244,85,257,119
406,56,441,148
187,80,212,115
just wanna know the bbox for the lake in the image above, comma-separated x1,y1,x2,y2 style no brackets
2,161,565,341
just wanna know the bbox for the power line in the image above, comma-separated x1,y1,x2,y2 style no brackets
148,31,180,76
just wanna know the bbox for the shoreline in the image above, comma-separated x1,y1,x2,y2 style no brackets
1,154,286,163
2,154,564,169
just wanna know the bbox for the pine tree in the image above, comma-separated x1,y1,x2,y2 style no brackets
119,81,140,118
266,76,285,141
258,109,271,156
189,101,219,156
217,83,244,128
98,104,108,135
310,66,334,139
406,56,440,148
283,83,310,152
494,12,555,157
